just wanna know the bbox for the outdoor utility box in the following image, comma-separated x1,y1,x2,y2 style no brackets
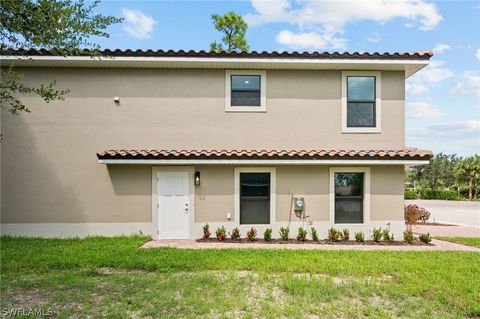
294,197,305,212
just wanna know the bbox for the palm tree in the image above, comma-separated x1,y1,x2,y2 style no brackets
455,156,480,200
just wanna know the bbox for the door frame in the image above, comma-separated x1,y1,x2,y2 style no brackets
152,166,195,240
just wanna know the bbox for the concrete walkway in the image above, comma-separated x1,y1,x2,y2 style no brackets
142,239,480,252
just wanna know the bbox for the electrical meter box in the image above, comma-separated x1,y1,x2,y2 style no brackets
293,197,305,212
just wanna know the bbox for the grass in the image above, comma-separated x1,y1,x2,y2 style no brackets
1,236,479,318
437,237,480,248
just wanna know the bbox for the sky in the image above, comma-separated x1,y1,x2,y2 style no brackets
93,0,480,156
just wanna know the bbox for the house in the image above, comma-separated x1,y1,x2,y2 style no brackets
0,49,433,239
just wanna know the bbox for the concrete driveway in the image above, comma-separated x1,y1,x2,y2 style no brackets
406,200,480,228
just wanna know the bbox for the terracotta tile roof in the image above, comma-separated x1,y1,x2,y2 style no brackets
97,148,432,161
3,48,433,60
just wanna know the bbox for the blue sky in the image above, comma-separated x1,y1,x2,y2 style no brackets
94,0,479,156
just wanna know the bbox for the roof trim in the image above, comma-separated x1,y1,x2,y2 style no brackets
2,48,434,60
98,159,430,166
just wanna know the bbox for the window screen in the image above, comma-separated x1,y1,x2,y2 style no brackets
240,173,270,224
231,75,261,106
347,76,376,127
334,172,364,223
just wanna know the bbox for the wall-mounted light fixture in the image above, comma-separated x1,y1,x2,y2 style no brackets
113,96,120,103
194,171,201,186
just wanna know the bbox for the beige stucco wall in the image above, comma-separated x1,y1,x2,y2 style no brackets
1,67,405,224
193,165,404,224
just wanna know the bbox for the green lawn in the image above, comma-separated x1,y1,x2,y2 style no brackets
1,236,479,318
437,237,480,248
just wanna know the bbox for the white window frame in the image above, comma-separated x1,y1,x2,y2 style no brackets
341,71,381,133
234,167,276,226
329,167,370,225
225,70,267,112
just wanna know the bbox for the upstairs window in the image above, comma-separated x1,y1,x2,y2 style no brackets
342,71,381,133
347,76,376,127
226,70,266,112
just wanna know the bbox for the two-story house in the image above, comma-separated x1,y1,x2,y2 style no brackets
1,49,433,239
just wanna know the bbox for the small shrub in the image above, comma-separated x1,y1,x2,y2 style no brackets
216,226,226,241
246,227,257,241
202,224,211,239
417,209,431,224
419,188,460,200
341,229,350,241
404,189,417,199
328,227,340,242
372,228,382,242
419,233,432,244
354,231,365,242
382,228,394,241
279,227,290,241
263,228,272,242
311,227,319,242
404,204,431,228
403,230,414,244
231,227,241,240
297,227,307,242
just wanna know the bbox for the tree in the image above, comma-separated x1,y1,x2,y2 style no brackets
0,0,122,115
210,12,249,53
455,156,480,200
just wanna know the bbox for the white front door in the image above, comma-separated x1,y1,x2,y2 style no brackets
157,171,190,239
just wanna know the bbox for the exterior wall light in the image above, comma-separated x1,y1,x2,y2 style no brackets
194,171,201,186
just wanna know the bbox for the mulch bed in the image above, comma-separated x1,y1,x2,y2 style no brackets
196,238,429,246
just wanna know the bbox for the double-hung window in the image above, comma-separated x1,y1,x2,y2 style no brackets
226,70,266,112
342,71,381,133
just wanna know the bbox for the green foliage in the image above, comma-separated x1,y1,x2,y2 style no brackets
310,227,319,242
231,227,240,240
263,228,272,242
455,156,480,200
296,227,307,242
216,226,226,241
382,228,394,241
418,188,460,200
372,228,382,242
328,228,340,242
354,231,365,242
404,189,417,199
246,227,257,241
210,11,249,53
202,224,211,239
419,233,432,244
437,237,480,248
0,0,121,115
279,227,289,241
403,230,414,244
340,229,350,241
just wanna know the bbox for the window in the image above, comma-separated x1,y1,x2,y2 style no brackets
226,70,266,112
240,173,270,224
329,167,370,225
347,76,375,127
334,173,364,223
231,75,261,106
234,167,276,225
342,71,381,133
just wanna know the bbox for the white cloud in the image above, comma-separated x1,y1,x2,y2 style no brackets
406,102,446,118
122,8,156,39
406,82,429,95
366,32,381,43
476,49,480,61
245,0,442,49
432,43,450,54
406,60,454,95
276,30,346,50
450,72,480,96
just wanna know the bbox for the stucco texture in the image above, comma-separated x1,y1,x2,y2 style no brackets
1,68,405,224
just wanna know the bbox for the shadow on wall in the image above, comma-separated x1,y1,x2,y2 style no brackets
1,112,81,223
107,165,151,196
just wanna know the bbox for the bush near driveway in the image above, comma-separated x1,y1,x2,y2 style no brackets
1,236,479,318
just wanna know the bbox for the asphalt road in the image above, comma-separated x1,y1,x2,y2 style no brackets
406,200,480,227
